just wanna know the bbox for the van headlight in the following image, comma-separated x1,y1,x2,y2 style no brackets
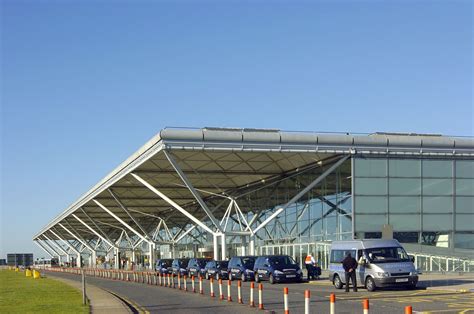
409,271,417,276
274,270,284,275
375,272,390,278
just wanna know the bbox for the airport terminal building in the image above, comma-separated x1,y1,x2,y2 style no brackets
34,128,474,272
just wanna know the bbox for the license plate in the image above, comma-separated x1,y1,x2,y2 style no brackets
395,278,409,282
286,275,296,278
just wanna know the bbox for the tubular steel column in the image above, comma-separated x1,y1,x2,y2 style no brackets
249,236,255,256
221,234,227,261
213,234,219,261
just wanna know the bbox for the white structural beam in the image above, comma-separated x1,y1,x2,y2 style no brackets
164,151,223,232
39,236,64,258
108,189,149,237
221,233,226,260
42,234,69,256
34,240,55,258
93,199,150,244
80,208,115,245
175,225,196,243
253,155,350,234
59,223,95,254
49,229,81,255
72,214,115,248
213,233,219,260
131,173,215,235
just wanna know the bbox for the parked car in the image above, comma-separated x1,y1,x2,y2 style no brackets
204,260,229,280
155,258,173,274
328,239,418,292
253,255,303,284
171,258,190,276
228,256,256,281
187,258,211,278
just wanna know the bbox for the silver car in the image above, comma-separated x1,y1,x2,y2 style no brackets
328,239,418,291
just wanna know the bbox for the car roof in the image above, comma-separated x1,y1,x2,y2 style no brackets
330,239,402,250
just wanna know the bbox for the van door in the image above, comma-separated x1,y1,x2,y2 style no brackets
356,249,366,286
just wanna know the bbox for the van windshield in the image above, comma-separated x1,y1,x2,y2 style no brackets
242,257,255,268
365,247,410,263
269,256,296,266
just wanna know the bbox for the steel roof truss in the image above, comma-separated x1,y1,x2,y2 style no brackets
131,173,215,235
72,214,115,249
164,150,223,232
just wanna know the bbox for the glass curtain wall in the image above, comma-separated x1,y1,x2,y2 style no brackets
354,157,474,256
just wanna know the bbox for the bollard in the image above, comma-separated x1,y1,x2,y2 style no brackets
168,274,171,288
363,299,369,314
219,279,224,300
258,283,264,310
184,275,187,292
199,276,204,294
192,276,196,293
283,287,289,314
159,273,162,286
173,274,176,289
178,274,182,290
304,290,310,314
405,306,413,314
227,280,232,302
249,282,255,307
238,280,243,304
330,293,335,314
210,277,215,297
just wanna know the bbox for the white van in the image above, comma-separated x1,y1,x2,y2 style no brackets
328,239,418,291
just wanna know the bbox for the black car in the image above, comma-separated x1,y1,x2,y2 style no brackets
253,255,303,284
204,260,229,280
187,258,211,278
171,258,190,276
155,259,173,274
228,256,256,281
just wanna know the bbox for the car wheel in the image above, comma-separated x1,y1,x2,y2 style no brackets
333,275,343,289
269,274,275,284
366,277,376,292
241,273,246,282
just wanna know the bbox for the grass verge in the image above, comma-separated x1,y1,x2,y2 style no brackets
0,269,89,313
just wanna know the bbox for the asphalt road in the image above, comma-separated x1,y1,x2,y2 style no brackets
45,271,474,314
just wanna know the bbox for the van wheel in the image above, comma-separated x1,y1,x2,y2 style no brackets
241,273,246,282
333,275,343,289
269,274,275,284
366,277,376,292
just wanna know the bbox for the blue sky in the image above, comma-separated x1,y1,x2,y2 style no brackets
1,0,472,259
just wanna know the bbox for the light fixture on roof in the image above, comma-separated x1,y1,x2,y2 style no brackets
317,161,323,165
261,179,265,183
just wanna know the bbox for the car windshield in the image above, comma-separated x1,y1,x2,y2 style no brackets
269,256,296,266
365,247,410,263
217,261,228,268
179,260,189,267
161,260,171,267
242,257,255,268
197,260,208,267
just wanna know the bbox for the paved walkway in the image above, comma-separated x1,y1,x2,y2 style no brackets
47,273,132,314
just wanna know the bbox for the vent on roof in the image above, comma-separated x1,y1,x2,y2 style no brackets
372,132,443,137
243,128,280,133
204,127,243,132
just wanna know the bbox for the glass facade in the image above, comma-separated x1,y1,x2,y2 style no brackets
171,156,473,263
354,157,474,254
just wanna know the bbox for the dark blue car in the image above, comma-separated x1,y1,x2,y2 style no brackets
171,258,190,276
155,258,173,274
204,260,229,280
187,258,211,278
228,256,256,282
253,255,303,284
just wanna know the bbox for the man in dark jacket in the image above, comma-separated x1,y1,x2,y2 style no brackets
342,252,358,292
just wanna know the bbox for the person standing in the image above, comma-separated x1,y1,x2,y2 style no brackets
342,252,358,292
305,253,316,280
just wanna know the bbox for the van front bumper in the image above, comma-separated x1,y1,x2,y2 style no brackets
374,275,418,287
